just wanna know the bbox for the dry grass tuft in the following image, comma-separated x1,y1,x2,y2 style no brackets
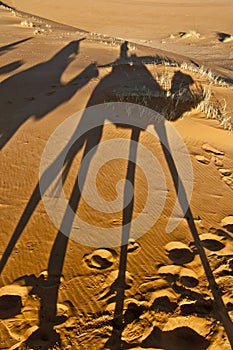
197,88,232,131
106,66,233,130
20,20,34,28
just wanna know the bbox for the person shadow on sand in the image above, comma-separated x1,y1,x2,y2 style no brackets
0,39,98,150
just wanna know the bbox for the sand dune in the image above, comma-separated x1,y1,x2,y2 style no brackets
0,1,233,349
5,0,233,79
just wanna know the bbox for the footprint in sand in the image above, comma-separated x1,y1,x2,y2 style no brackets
211,155,224,168
106,298,145,324
218,169,233,188
179,267,199,288
199,233,225,251
162,316,211,350
160,242,200,290
218,169,232,177
218,32,233,43
106,297,145,317
213,259,233,278
180,298,213,316
201,143,224,156
198,144,233,189
122,313,154,344
151,289,178,312
83,240,140,270
165,241,194,265
195,145,224,166
98,269,134,301
157,265,181,282
139,278,171,295
221,216,233,233
127,238,141,253
56,302,73,319
222,176,233,186
139,264,180,311
83,248,117,270
198,144,224,169
215,275,233,308
123,301,144,325
195,155,210,165
0,285,28,319
157,262,199,289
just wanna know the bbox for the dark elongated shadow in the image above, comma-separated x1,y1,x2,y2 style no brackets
0,51,98,275
113,128,140,324
25,124,104,348
109,128,140,346
0,42,100,348
0,37,32,55
153,119,233,349
0,60,22,75
0,1,14,9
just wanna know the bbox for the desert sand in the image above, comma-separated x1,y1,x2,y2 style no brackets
0,1,233,349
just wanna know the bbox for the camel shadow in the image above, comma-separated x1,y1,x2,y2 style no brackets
0,38,99,150
1,41,231,349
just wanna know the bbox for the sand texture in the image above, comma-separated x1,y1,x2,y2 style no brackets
0,1,233,349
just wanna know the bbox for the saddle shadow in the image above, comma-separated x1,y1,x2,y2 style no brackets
0,38,91,150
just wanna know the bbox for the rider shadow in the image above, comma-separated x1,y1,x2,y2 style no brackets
0,38,98,150
104,46,233,349
0,42,205,349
